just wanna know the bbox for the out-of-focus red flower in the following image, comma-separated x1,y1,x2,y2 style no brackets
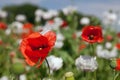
81,26,103,43
72,33,77,39
106,35,113,41
116,59,120,70
0,22,7,30
79,44,86,50
22,23,34,38
23,23,33,29
48,20,54,24
0,39,2,45
20,31,56,67
117,32,120,38
10,51,16,59
21,32,34,39
9,51,16,63
116,43,120,50
61,21,68,28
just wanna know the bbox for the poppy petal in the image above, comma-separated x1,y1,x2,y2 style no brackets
44,31,56,47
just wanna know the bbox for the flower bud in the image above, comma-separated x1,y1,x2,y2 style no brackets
11,62,25,74
65,72,75,80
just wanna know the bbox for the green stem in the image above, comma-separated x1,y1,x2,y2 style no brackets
94,71,96,80
45,58,51,78
16,75,20,80
113,71,119,80
113,70,115,80
90,44,97,80
91,44,95,56
83,71,86,80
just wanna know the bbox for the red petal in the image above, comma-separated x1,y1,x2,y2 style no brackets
116,59,120,70
20,39,29,59
25,59,36,66
44,31,56,47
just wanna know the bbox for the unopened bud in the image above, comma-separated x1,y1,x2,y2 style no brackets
65,72,75,80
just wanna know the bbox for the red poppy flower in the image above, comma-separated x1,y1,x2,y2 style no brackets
72,33,77,39
79,44,86,51
22,23,34,38
61,21,68,28
115,59,120,70
0,22,7,30
0,39,2,45
117,32,120,38
48,20,54,24
81,26,103,43
106,35,113,41
20,31,56,67
116,43,120,50
23,23,33,29
22,23,33,33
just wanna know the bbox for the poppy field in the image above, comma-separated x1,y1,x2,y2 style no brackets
0,4,120,80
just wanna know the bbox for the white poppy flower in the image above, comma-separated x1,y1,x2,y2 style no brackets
54,41,64,49
25,66,31,71
19,74,26,80
35,16,41,22
15,14,26,22
16,39,22,45
118,20,120,25
103,11,117,25
75,31,82,38
54,17,63,26
5,28,11,35
80,17,90,25
54,33,64,48
35,9,44,17
0,10,8,18
43,12,52,20
0,76,8,80
96,45,103,51
48,10,59,17
96,45,118,59
75,55,98,72
47,55,63,74
105,42,112,49
44,21,59,31
11,21,23,34
56,33,65,41
62,6,77,15
43,10,58,20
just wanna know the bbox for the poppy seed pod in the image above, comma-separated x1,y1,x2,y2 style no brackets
65,72,75,80
11,62,25,75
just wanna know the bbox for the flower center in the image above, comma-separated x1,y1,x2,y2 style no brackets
38,45,48,50
89,35,94,40
32,44,48,51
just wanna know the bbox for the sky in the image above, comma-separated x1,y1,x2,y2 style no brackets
0,0,120,18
